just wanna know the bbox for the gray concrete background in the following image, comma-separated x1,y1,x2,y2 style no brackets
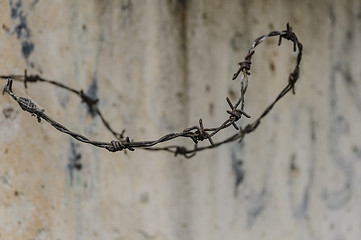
0,0,361,239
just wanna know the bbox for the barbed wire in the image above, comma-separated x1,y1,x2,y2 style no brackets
1,23,303,158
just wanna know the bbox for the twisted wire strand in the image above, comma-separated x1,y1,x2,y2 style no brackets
1,23,303,158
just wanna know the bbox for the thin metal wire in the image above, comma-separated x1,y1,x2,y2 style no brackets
1,23,303,158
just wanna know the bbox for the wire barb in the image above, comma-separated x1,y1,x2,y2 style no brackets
24,69,40,88
106,137,135,152
279,22,298,52
226,97,250,130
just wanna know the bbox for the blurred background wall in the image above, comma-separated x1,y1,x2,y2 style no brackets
0,0,360,239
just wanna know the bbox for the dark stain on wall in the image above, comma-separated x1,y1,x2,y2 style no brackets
231,150,245,196
287,107,316,218
67,140,82,185
9,0,35,64
120,0,132,11
2,107,18,120
328,4,336,27
230,32,244,51
57,91,70,109
340,66,361,113
85,73,99,117
289,153,298,173
323,64,354,210
247,188,266,227
269,60,276,73
352,146,361,159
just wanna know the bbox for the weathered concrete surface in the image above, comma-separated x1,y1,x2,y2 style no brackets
0,0,361,239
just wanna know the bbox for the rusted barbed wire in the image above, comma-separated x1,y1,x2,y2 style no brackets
1,23,303,158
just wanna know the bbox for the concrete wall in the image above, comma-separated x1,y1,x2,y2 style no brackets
0,0,361,239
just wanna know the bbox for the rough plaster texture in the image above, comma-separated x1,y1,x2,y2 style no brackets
0,0,361,239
